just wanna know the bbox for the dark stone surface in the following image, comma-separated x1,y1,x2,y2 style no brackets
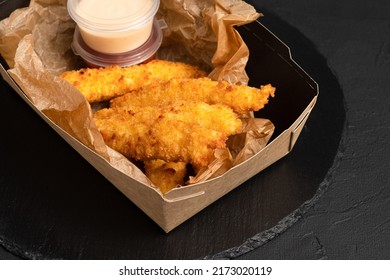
0,0,389,259
239,0,390,259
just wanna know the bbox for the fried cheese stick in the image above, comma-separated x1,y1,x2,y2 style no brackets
94,102,242,168
144,160,188,194
110,77,276,114
60,60,207,103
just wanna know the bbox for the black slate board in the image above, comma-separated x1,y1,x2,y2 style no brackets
0,1,345,259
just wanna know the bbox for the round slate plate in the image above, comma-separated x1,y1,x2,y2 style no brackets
0,6,345,259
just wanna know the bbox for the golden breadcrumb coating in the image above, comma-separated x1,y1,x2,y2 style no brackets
60,60,207,103
110,77,275,114
112,101,242,136
144,160,187,194
93,102,242,167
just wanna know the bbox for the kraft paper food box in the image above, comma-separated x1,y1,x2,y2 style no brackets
0,1,318,232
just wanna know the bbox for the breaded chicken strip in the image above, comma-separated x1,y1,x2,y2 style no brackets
110,77,275,114
60,60,207,103
94,102,242,167
113,101,242,136
144,160,187,194
141,102,242,191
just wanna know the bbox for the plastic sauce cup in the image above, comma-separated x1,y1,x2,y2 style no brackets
67,0,160,54
71,19,166,68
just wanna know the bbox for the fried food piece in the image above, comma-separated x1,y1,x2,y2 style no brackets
144,160,187,194
110,77,276,114
113,101,242,136
60,60,207,103
93,102,242,167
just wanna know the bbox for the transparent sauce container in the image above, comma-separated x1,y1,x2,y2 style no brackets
71,19,166,68
67,0,160,54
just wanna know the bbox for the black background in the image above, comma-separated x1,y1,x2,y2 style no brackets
0,0,389,259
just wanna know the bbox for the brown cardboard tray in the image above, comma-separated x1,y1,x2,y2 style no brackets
0,19,318,233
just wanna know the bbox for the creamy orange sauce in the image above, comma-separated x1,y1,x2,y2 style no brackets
74,0,155,53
